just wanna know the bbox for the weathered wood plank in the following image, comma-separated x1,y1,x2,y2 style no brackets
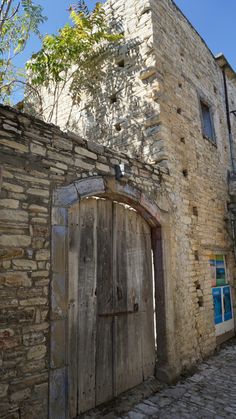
96,199,113,405
113,203,128,315
96,199,113,316
96,317,113,405
115,312,143,395
113,204,143,395
77,198,97,414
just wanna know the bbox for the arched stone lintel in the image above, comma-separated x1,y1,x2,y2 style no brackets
52,176,163,227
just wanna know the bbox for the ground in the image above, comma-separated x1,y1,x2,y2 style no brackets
81,339,236,419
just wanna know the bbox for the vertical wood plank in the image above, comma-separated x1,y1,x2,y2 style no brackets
96,199,113,406
113,202,126,396
125,208,143,388
113,204,143,395
68,203,80,418
113,203,128,314
77,198,97,414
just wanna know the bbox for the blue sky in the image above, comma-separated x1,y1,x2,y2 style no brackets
18,0,236,84
174,0,236,69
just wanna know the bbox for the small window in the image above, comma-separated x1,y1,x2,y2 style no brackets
200,100,215,142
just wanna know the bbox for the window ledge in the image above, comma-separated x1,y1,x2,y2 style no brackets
203,134,217,147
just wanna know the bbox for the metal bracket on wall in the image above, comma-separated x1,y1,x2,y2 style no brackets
114,163,132,181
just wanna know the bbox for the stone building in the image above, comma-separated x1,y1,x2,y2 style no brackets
1,0,236,418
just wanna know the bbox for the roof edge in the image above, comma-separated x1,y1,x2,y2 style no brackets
215,53,236,80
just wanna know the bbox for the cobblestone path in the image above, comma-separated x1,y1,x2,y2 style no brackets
120,342,236,419
82,340,236,419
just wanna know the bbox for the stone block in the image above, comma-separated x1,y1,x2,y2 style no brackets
0,248,24,261
16,173,49,185
116,182,141,203
0,334,20,350
74,158,94,171
30,143,46,156
75,145,97,160
0,209,28,223
35,249,50,261
53,136,73,151
96,162,111,173
74,177,105,197
53,185,78,207
23,331,45,346
0,308,35,325
27,344,47,360
0,383,9,398
10,387,31,402
47,150,72,166
19,297,47,307
0,272,31,287
33,382,48,399
0,139,28,153
27,188,49,198
31,225,49,238
2,182,24,193
0,235,31,247
12,260,37,270
3,123,21,133
20,359,46,375
87,140,104,155
28,204,48,214
139,66,157,80
0,199,19,209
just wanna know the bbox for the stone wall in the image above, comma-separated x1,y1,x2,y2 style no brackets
35,0,236,369
0,105,169,419
226,75,236,167
150,0,236,366
2,0,236,416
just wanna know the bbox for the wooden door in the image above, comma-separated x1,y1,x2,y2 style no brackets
68,198,155,417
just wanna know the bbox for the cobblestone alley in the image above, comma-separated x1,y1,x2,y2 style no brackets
82,340,236,419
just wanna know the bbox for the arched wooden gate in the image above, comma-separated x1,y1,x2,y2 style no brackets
50,177,169,419
68,197,155,416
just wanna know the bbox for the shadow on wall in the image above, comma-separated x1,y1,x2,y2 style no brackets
26,6,166,165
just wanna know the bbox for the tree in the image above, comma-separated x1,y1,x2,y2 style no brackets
27,1,122,106
0,0,46,103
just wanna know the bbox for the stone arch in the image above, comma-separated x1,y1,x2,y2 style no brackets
50,176,174,419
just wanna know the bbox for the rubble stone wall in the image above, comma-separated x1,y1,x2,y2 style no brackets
0,105,169,419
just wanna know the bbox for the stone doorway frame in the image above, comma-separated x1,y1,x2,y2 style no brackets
50,176,174,419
